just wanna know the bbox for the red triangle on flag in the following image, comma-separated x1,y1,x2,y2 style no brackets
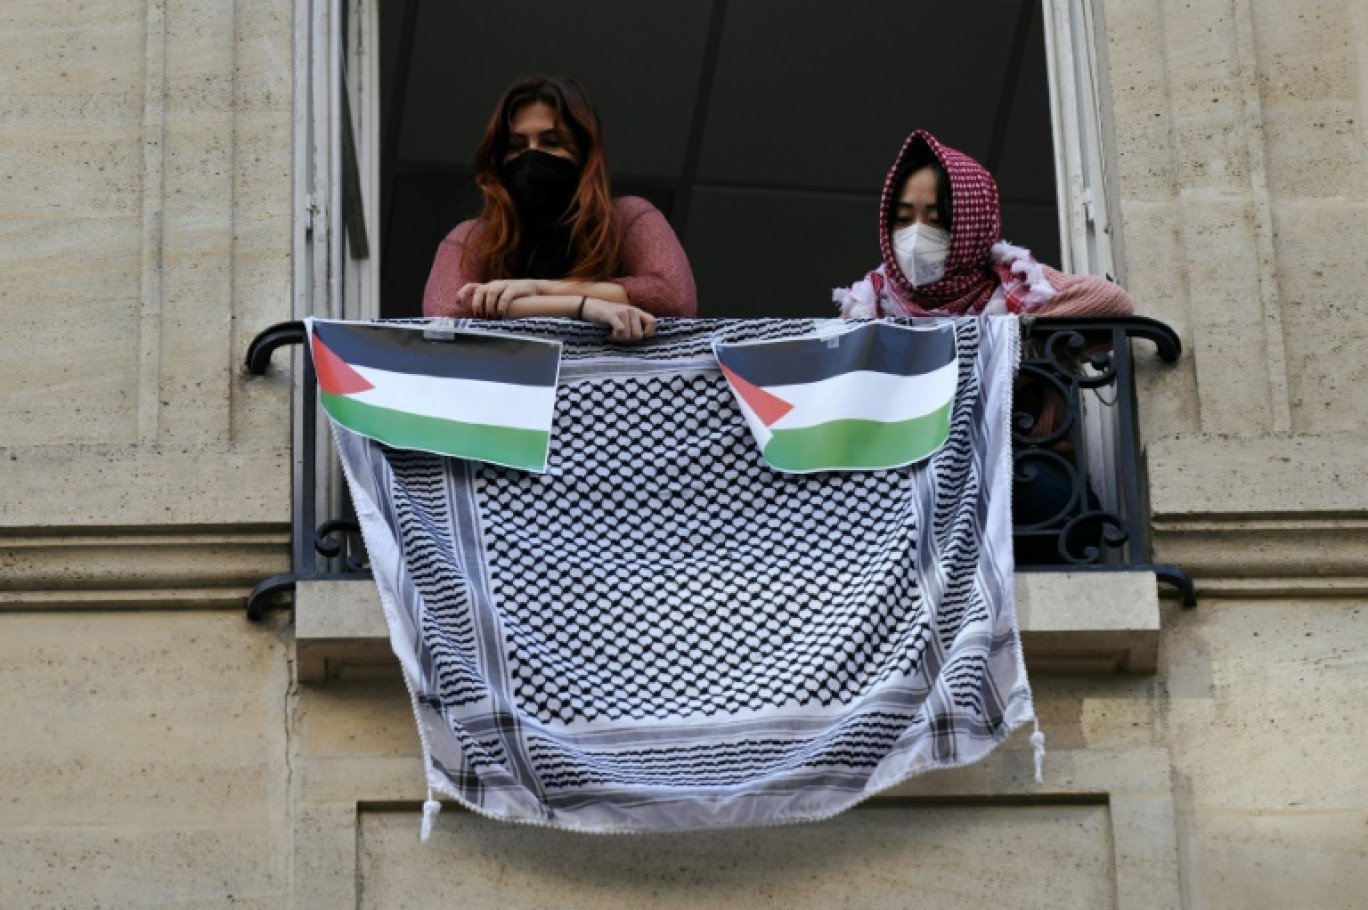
312,335,375,395
719,363,794,427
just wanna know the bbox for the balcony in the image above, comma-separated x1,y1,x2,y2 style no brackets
245,317,1193,679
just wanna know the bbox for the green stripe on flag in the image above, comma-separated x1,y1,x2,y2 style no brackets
322,392,551,471
762,401,953,473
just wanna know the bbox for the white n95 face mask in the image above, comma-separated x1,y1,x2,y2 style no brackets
892,223,950,286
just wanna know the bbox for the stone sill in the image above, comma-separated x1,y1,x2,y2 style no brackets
295,571,1160,683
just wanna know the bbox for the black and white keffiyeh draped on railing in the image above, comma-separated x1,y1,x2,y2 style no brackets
241,315,1193,833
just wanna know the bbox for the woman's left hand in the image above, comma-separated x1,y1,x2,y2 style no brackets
581,298,658,342
461,279,539,318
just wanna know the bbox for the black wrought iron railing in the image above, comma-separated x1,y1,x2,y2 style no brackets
243,317,1195,618
244,320,371,619
1010,317,1193,604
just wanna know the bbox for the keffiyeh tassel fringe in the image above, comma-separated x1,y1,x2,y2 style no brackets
420,790,442,843
1031,719,1046,784
993,241,1057,312
832,277,879,319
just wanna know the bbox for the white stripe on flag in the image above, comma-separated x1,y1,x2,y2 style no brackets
349,365,557,431
767,361,959,431
730,390,773,451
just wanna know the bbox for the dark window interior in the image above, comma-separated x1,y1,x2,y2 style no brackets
379,0,1058,318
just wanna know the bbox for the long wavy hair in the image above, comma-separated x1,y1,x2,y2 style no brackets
463,76,621,282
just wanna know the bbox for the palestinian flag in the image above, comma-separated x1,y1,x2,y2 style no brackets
306,318,561,472
714,321,959,473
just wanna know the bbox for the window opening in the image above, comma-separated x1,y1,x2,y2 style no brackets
376,0,1070,319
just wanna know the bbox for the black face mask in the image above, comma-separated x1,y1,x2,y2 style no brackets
499,149,580,226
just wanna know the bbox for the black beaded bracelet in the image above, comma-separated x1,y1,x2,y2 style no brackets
576,295,587,320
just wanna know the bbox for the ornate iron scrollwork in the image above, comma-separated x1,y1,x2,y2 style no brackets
1014,317,1195,605
244,320,306,376
315,519,369,573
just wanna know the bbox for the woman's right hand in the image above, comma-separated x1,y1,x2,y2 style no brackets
581,298,658,342
460,279,540,319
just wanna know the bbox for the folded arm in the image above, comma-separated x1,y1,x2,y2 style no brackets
420,199,697,338
609,199,697,317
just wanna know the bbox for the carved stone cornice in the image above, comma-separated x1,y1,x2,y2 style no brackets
1147,433,1368,596
0,527,289,610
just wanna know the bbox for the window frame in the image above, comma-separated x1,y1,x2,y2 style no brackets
1042,0,1120,280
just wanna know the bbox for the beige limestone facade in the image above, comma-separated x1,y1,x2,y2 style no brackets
1,1,1366,907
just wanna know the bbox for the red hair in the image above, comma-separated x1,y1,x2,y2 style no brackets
463,76,621,282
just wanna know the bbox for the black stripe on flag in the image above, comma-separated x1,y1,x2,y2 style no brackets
312,320,559,387
717,322,956,386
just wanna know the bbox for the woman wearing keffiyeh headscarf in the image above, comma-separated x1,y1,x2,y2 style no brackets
833,130,1133,319
836,130,1132,563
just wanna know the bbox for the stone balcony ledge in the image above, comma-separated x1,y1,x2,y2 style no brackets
295,571,1160,683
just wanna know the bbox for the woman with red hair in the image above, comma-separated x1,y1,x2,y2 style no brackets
423,76,697,341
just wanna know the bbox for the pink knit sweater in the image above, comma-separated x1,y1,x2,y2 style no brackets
1036,267,1134,316
422,196,698,318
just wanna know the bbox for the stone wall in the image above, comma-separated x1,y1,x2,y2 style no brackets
0,0,295,906
1104,0,1368,906
1,0,1365,907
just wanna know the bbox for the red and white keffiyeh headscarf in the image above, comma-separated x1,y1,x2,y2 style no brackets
836,130,1055,318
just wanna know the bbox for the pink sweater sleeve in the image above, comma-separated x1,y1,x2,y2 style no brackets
422,221,481,317
1035,267,1135,316
422,202,697,318
611,198,698,317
